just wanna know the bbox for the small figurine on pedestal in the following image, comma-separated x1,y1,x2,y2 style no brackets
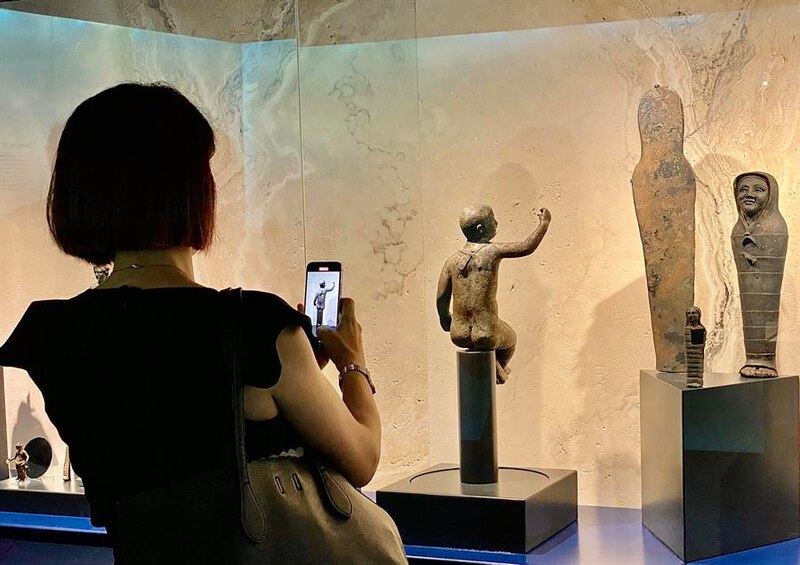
6,443,29,481
684,307,706,388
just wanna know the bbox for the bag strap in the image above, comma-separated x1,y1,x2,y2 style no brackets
223,288,267,543
223,287,353,536
308,452,354,519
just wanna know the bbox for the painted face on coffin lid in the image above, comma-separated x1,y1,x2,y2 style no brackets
736,175,769,219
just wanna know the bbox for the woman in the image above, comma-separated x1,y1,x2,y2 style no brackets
0,83,383,561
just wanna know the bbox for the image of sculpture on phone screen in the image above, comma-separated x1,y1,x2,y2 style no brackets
305,271,341,334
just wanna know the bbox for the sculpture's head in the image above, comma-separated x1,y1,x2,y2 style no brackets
459,205,498,243
736,173,770,220
15,443,22,451
319,281,327,289
685,306,701,326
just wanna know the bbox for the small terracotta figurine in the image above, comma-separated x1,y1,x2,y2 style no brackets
437,205,551,384
6,443,29,481
731,172,788,378
684,307,706,388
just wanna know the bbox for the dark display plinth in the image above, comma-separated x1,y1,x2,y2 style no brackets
640,370,799,562
377,464,577,553
0,476,90,517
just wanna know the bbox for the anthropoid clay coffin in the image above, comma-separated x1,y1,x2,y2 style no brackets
731,172,788,378
632,85,696,373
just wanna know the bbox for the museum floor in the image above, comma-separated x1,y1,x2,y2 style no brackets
1,505,798,564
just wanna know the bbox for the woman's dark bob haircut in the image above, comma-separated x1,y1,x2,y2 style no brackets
47,83,216,265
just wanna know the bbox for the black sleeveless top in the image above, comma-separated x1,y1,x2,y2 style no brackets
0,287,317,526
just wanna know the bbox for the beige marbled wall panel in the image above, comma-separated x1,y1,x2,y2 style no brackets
5,0,296,42
419,3,800,507
239,40,305,299
234,40,305,298
0,10,243,472
415,0,799,37
297,39,429,487
297,0,415,46
8,0,800,46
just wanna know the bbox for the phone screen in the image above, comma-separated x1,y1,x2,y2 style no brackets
305,262,342,336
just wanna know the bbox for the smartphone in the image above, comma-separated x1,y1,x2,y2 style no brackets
305,261,342,336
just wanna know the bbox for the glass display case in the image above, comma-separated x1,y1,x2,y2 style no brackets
3,1,800,561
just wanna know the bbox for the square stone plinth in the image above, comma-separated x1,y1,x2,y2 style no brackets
376,464,577,553
640,370,799,562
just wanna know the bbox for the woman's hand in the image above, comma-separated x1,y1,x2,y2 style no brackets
270,297,380,487
317,298,366,371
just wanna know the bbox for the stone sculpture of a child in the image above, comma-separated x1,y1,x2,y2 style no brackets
437,205,551,384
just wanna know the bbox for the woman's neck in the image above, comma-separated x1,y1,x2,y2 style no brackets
114,248,195,277
100,247,201,289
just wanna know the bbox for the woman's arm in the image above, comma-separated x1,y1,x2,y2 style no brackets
256,299,380,487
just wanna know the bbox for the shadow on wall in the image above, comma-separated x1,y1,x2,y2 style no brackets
573,277,648,507
491,162,551,470
10,393,55,466
483,162,537,203
495,285,549,469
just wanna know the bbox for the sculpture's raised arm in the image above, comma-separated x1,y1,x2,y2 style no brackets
436,264,453,331
495,208,551,259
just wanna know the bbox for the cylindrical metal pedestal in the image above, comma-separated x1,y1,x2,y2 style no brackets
457,350,498,484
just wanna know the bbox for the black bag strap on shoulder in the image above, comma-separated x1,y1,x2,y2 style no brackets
222,287,356,545
222,288,267,543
